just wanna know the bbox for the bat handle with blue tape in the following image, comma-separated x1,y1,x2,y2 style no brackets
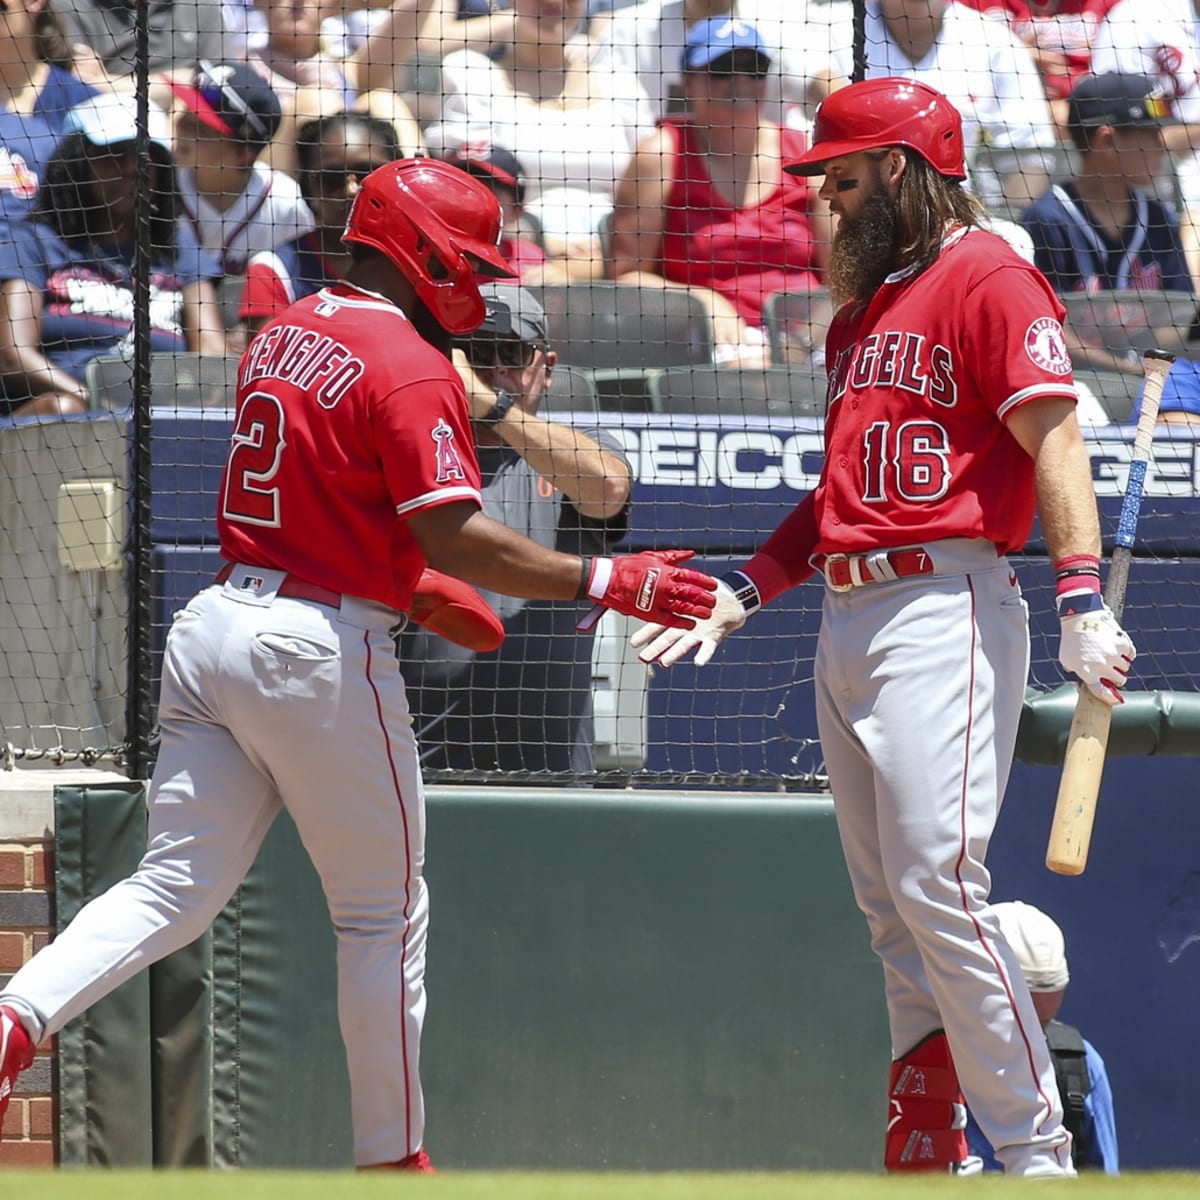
1104,349,1175,618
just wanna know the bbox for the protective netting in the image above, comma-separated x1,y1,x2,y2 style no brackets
1,0,1198,783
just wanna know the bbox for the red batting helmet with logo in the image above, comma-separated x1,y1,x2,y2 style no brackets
785,78,967,181
342,158,516,335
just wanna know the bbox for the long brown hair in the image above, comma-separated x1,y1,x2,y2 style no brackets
894,153,988,276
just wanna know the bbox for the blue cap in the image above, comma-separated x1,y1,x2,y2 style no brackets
680,17,770,73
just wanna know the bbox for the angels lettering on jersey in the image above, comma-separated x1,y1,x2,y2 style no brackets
828,319,1071,408
829,335,958,407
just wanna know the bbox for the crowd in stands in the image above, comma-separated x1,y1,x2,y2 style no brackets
2,0,1200,418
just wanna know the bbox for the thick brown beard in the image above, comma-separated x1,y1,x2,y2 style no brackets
826,189,902,307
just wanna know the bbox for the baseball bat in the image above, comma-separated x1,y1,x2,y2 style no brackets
1045,348,1175,876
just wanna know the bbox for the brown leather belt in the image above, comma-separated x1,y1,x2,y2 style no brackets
214,563,341,607
821,548,937,592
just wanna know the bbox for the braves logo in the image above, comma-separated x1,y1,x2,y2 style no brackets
0,148,37,199
1024,317,1071,376
431,418,466,483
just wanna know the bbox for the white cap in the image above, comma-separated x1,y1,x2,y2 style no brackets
993,900,1070,992
62,93,172,150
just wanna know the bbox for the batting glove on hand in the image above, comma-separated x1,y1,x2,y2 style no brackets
576,550,717,632
408,568,505,652
1057,592,1135,705
630,572,761,667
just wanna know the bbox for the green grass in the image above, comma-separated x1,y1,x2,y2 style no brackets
2,1173,1199,1200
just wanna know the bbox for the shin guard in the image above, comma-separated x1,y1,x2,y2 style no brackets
885,1030,978,1173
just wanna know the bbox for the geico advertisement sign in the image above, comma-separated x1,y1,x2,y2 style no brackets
607,427,1200,497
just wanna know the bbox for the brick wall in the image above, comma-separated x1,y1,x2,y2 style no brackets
0,841,56,1166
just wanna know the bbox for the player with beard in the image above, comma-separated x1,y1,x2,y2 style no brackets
628,77,1135,1176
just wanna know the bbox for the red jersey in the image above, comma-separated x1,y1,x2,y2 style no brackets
658,118,822,326
217,282,482,610
815,227,1074,557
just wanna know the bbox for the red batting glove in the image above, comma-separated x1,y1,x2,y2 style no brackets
576,550,717,632
408,567,505,652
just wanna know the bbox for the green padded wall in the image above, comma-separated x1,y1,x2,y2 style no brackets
54,782,155,1166
54,785,890,1169
215,789,888,1170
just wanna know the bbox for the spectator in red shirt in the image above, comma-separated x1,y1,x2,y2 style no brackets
608,17,831,365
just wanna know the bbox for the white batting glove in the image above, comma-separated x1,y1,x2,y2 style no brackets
630,572,761,667
1057,593,1135,705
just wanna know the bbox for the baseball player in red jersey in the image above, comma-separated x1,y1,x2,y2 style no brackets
633,79,1135,1177
0,159,717,1169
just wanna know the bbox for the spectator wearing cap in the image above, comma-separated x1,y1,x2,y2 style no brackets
423,0,655,272
438,142,548,280
609,17,830,365
965,901,1119,1173
238,110,403,338
167,60,314,277
0,92,224,416
592,0,816,129
1019,72,1192,373
399,282,633,774
1085,0,1200,291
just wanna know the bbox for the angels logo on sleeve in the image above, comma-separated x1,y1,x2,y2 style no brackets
1025,317,1072,375
432,418,467,483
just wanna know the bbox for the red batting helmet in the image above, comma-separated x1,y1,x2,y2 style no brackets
342,158,516,335
785,78,967,181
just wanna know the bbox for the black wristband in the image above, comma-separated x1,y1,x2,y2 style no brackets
721,570,762,614
576,556,593,601
478,389,517,426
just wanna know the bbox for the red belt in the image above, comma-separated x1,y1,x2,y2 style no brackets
821,548,936,592
214,563,341,607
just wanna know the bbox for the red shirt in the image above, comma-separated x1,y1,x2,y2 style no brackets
815,228,1074,557
658,118,822,326
217,282,482,610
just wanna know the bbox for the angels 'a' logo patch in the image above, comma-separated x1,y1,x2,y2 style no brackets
432,418,466,483
1024,317,1071,376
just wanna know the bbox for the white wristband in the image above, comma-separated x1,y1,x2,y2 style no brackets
585,556,613,603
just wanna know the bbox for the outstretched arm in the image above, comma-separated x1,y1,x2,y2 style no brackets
408,500,716,628
632,493,822,666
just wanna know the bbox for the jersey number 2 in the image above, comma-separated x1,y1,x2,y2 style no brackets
222,393,286,527
862,419,951,503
